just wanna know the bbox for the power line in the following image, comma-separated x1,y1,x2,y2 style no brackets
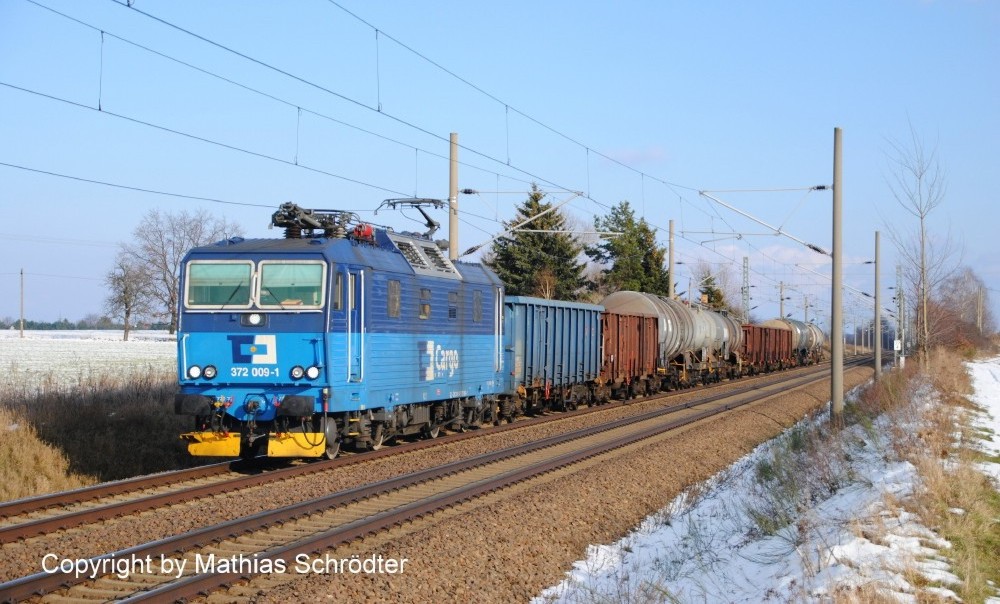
107,0,698,206
23,0,539,192
0,80,412,198
331,1,704,194
0,160,273,208
15,1,832,299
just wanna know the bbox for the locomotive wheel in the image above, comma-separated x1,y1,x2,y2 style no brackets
368,424,385,451
324,439,341,459
323,420,341,459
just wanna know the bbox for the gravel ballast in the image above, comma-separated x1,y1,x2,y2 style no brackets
245,366,875,604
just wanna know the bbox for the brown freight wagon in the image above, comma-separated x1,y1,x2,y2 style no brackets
741,324,794,374
600,311,659,400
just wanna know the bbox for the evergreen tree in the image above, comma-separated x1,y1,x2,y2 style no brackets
698,274,728,310
484,185,587,300
586,201,670,295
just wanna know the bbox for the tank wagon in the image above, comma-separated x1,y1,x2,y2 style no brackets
175,203,828,459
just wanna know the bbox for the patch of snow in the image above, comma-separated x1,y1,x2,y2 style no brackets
0,330,176,391
965,357,1000,486
535,359,1000,604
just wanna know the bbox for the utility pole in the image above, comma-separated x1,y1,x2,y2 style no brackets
742,256,750,324
448,132,459,261
20,268,25,339
897,264,906,369
831,127,845,424
978,286,984,335
779,282,785,318
853,313,858,356
668,219,675,299
804,295,809,323
874,230,882,381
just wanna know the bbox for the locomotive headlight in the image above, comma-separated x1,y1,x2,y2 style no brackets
187,365,202,379
305,366,320,380
203,365,218,380
247,313,262,326
290,365,305,380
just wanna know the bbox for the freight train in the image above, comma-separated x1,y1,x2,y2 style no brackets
175,203,826,459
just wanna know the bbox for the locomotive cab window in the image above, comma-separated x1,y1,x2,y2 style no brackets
185,261,254,308
257,261,325,309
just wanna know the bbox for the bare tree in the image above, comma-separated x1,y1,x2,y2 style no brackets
884,123,949,365
935,267,995,347
126,209,242,334
105,250,153,341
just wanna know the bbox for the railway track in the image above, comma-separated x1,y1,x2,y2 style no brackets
0,359,848,545
0,358,868,602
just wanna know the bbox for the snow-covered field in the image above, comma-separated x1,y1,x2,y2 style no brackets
0,330,176,391
536,359,1000,603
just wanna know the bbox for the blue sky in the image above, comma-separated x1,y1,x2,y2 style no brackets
1,0,997,332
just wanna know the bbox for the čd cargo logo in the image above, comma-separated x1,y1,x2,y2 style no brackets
227,335,277,364
418,340,459,380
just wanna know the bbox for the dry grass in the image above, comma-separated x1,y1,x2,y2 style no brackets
0,406,95,500
0,368,202,490
880,348,1000,603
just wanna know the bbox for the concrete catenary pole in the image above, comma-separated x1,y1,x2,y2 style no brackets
742,256,750,324
831,127,845,424
448,132,459,261
874,230,882,381
779,281,785,318
668,219,675,299
893,264,906,369
20,268,25,339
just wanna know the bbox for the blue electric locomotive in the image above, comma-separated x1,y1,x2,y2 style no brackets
175,204,504,458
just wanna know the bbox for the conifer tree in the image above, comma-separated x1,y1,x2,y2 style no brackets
587,201,670,295
484,185,586,300
698,274,728,310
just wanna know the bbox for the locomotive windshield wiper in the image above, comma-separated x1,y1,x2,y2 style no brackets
259,288,287,310
222,281,250,307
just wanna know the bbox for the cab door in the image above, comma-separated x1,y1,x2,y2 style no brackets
347,269,364,382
